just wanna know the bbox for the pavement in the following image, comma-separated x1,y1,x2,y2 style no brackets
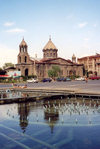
0,80,100,96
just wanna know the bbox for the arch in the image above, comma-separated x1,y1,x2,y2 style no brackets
88,71,93,74
73,70,76,76
50,53,52,57
69,70,73,76
19,56,21,63
53,53,55,56
47,53,49,57
94,71,97,76
25,56,27,63
25,69,28,76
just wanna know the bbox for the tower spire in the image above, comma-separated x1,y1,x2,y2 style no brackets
49,35,51,41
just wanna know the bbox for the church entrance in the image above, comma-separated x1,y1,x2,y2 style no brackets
25,69,28,76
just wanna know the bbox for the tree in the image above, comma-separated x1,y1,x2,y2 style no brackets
48,65,61,79
3,63,14,69
0,68,6,75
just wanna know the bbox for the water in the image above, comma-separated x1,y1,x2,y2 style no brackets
0,98,100,149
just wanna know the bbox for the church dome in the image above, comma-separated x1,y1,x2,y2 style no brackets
43,37,58,59
43,38,57,50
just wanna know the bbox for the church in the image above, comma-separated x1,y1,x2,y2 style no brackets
16,38,83,79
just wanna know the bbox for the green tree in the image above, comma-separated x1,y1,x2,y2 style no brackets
48,65,61,79
3,63,14,69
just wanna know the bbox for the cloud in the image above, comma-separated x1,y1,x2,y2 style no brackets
93,24,97,27
0,44,18,67
67,14,73,19
78,22,88,28
4,22,15,27
6,28,26,33
84,38,89,41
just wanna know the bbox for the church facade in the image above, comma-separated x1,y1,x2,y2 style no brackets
16,38,83,79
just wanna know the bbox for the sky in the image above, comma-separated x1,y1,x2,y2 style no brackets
0,0,100,67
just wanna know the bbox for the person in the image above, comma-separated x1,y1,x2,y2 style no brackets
85,77,88,83
12,83,18,88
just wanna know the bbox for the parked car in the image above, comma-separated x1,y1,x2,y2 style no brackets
75,77,85,81
66,77,71,81
56,77,71,81
27,78,38,83
56,77,65,81
89,76,100,80
42,78,52,82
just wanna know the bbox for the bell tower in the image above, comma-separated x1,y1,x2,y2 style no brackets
72,54,76,63
19,38,28,53
18,38,29,64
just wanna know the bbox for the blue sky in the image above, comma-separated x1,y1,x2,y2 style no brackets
0,0,100,66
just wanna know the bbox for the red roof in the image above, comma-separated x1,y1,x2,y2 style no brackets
78,54,100,60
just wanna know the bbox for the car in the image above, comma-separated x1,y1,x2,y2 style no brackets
89,76,100,80
75,77,85,81
66,77,71,81
42,78,52,82
27,78,38,83
56,77,64,81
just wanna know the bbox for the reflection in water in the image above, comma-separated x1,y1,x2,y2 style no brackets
4,98,100,130
1,98,100,149
44,103,59,133
18,103,30,133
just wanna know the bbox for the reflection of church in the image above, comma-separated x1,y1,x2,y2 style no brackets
44,105,59,133
18,103,30,133
16,38,83,79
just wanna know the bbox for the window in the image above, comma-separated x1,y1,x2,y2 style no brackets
25,56,27,63
19,56,21,63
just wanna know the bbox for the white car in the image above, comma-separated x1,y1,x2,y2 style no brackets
75,77,85,81
27,78,38,83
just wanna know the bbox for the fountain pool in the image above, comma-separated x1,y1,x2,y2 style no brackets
0,97,100,149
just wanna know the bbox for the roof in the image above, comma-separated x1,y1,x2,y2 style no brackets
4,66,16,71
19,38,27,47
43,38,57,50
78,53,100,60
39,57,80,65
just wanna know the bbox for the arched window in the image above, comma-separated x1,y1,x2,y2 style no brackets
50,53,52,57
53,53,55,56
25,56,27,63
19,56,21,63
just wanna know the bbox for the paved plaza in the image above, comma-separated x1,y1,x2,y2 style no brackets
0,80,100,95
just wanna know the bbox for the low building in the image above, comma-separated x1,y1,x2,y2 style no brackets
16,38,83,79
78,53,100,76
5,66,21,78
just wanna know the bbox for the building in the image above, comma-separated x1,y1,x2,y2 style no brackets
5,66,21,78
78,53,100,76
16,38,83,79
